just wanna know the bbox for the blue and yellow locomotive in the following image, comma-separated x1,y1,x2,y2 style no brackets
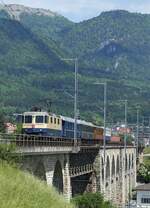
20,111,104,140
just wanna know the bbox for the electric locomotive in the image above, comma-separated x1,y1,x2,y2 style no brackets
19,111,104,141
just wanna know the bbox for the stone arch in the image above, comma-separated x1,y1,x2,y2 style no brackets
116,155,120,174
34,161,46,181
106,156,110,179
53,160,63,193
111,155,115,176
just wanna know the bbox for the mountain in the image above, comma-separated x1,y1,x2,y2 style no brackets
0,17,73,116
13,7,150,81
55,10,150,80
0,6,150,123
0,4,74,56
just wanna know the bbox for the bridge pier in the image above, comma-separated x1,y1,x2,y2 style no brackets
21,153,72,201
63,154,72,200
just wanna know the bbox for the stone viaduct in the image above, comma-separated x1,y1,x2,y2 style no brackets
18,142,136,208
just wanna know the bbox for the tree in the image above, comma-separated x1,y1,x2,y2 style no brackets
72,192,115,208
137,163,150,183
0,111,5,133
0,143,21,165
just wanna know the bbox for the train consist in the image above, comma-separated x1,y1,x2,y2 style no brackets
20,111,103,139
19,111,116,142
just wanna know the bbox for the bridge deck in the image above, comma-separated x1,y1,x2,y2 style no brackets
0,133,134,154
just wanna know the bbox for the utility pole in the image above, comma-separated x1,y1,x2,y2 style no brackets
61,58,79,153
94,82,107,194
124,100,128,206
103,82,107,180
136,108,139,158
120,99,127,207
124,100,127,152
74,58,78,150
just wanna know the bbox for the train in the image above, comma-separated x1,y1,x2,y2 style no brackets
17,110,125,144
17,111,106,140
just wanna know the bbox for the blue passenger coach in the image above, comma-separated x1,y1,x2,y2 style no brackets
21,111,96,140
61,116,95,139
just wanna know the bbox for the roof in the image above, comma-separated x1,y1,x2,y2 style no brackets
23,111,49,116
60,116,94,127
136,184,150,191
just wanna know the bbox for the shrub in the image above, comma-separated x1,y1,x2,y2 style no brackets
137,163,150,183
72,192,115,208
0,143,21,165
0,111,6,133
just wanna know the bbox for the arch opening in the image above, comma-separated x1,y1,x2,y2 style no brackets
101,157,104,181
125,154,128,171
116,155,120,174
34,161,46,181
53,160,63,193
129,154,131,170
132,154,134,169
111,156,115,176
106,156,110,179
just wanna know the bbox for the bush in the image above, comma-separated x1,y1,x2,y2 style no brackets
0,111,6,133
137,163,150,183
72,192,115,208
0,143,21,165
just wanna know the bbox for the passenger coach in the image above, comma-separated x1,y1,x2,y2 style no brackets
20,111,104,141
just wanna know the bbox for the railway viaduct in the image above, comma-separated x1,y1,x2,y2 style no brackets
2,136,137,207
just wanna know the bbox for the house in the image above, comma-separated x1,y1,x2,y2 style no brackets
136,184,150,208
5,123,16,134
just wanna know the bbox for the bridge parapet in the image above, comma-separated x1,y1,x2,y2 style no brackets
0,134,75,154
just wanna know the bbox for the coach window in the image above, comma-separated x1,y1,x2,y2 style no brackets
36,116,44,123
50,117,53,123
25,116,32,123
58,119,60,125
54,118,56,124
45,116,48,124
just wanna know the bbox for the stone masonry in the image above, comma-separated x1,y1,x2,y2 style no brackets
21,146,136,207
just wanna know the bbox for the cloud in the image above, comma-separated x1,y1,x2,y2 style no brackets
3,0,150,22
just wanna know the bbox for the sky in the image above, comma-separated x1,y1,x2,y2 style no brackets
3,0,150,22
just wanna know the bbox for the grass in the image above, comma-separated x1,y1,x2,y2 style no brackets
143,147,150,154
144,157,150,167
0,161,74,208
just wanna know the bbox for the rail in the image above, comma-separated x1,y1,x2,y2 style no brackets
0,134,102,147
0,133,134,149
0,133,75,147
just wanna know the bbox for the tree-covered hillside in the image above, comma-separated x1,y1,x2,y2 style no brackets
0,6,150,124
0,18,72,115
56,10,150,80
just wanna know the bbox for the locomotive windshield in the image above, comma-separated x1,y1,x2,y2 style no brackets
25,115,32,123
36,116,44,123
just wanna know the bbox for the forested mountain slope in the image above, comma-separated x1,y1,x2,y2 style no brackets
0,18,71,115
0,5,150,123
56,10,150,80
